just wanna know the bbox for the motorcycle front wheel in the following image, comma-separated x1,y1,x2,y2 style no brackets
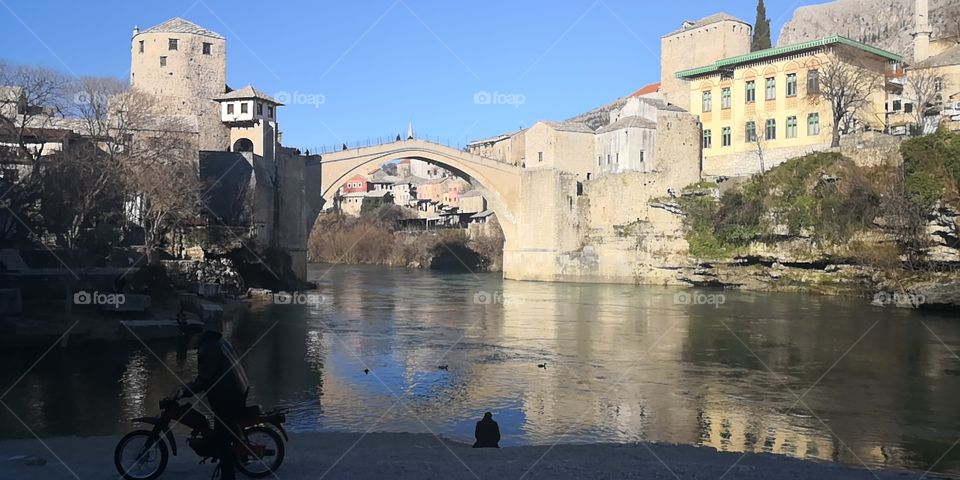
114,429,169,480
235,426,285,478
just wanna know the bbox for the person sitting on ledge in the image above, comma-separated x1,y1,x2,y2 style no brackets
473,411,500,448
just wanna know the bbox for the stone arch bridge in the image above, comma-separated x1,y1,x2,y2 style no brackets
318,139,570,280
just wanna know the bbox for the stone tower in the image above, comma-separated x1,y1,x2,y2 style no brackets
130,17,229,150
913,0,933,63
660,13,752,111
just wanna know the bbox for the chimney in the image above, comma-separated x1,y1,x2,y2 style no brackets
913,0,933,63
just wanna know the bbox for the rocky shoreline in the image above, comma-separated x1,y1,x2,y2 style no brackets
0,432,941,479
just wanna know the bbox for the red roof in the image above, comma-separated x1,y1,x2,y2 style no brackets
630,82,660,97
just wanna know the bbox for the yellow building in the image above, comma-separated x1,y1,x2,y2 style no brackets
677,36,901,178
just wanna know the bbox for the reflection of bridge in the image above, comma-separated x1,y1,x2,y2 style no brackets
320,139,523,254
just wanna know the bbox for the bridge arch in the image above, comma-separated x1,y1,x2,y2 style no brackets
318,139,522,252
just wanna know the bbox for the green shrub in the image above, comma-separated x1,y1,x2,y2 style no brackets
901,128,960,208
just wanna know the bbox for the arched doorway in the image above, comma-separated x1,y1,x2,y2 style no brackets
233,138,254,153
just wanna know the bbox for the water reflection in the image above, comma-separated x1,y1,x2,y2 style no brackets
2,264,959,474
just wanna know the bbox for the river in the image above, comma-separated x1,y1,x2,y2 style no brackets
2,264,959,474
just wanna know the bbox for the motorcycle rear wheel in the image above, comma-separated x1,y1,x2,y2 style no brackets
114,429,169,480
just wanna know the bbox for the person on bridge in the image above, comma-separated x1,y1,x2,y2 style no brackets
342,143,347,151
473,411,501,448
395,134,402,142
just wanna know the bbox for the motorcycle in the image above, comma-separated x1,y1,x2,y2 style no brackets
114,396,288,479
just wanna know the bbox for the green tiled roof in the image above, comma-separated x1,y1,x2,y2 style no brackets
675,36,902,79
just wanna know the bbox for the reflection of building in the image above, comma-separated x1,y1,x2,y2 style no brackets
678,36,899,177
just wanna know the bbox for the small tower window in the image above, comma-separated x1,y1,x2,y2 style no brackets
202,42,212,55
159,56,167,67
267,105,274,117
257,102,263,115
241,102,249,114
168,38,178,50
227,103,234,115
138,40,144,53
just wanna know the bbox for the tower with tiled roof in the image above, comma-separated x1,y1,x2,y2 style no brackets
130,17,229,150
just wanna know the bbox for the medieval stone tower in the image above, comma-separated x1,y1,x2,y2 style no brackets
660,13,753,110
130,17,230,151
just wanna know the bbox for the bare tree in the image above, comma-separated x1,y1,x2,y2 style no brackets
0,63,70,223
903,67,943,136
815,47,883,147
121,112,203,264
44,77,137,249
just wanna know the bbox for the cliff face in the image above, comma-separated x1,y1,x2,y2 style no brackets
778,0,960,62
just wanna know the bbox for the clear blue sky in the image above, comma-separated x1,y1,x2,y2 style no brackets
0,0,828,151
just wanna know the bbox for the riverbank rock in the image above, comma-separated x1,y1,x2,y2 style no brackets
162,258,244,295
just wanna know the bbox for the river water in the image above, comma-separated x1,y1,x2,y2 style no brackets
3,264,960,474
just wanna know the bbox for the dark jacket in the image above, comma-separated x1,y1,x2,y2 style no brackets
185,331,249,411
473,417,501,448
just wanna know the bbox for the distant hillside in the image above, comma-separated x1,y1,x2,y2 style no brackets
778,0,960,62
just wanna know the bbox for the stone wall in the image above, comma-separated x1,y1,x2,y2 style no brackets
504,111,703,285
839,131,903,168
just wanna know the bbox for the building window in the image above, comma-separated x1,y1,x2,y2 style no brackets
746,80,756,103
241,102,249,114
807,113,820,135
807,70,820,94
935,77,944,92
786,116,798,138
268,105,274,117
159,56,167,67
787,73,798,97
138,40,144,53
702,90,713,112
168,38,178,50
257,102,263,115
703,129,712,149
904,103,914,113
721,87,732,109
893,100,902,111
227,103,234,115
203,42,212,55
745,121,757,143
765,77,776,101
722,127,732,147
765,119,777,140
538,151,543,162
598,155,602,166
